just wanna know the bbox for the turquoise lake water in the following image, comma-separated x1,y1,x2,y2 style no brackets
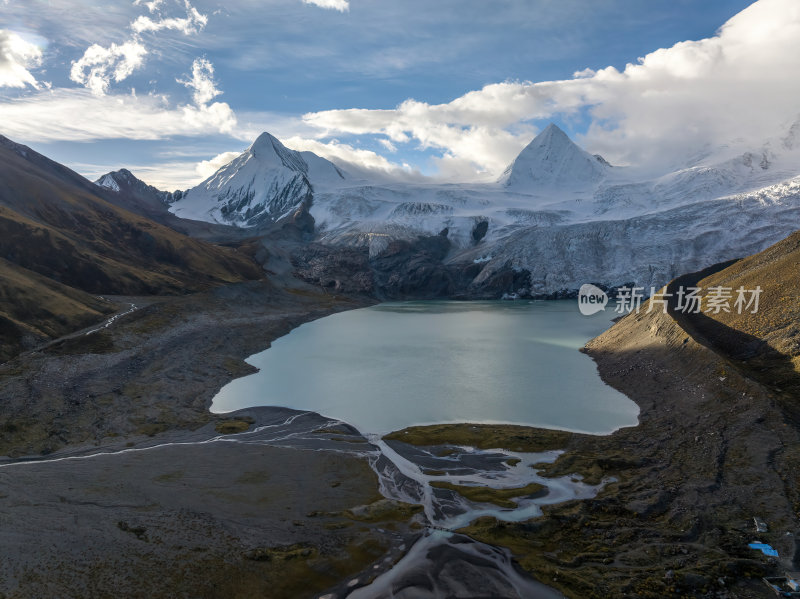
211,300,639,435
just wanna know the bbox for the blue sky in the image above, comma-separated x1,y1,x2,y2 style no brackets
1,0,797,188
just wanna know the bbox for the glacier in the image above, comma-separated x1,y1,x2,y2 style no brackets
166,124,800,295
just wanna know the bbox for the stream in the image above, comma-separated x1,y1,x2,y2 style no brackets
3,300,634,597
207,300,637,597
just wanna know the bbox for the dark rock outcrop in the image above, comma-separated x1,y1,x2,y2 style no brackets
291,244,374,296
289,231,537,301
471,220,489,244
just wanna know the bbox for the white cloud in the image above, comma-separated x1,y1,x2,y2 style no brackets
81,138,410,191
0,30,43,89
303,98,539,177
303,0,800,176
179,97,238,133
0,88,235,142
303,0,349,12
195,150,240,179
69,40,147,96
283,136,422,179
378,138,397,153
69,0,207,96
3,1,232,151
131,1,207,35
178,58,221,106
7,0,799,186
77,159,205,191
133,0,166,13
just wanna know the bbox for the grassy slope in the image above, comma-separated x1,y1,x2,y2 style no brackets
0,258,118,361
696,230,800,398
0,136,263,296
0,135,269,360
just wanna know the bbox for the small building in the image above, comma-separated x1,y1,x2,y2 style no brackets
762,574,800,598
749,542,779,558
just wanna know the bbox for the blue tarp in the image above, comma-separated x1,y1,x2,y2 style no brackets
748,542,779,557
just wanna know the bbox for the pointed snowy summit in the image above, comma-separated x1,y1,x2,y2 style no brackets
248,132,307,172
247,132,346,183
170,132,344,228
500,123,610,190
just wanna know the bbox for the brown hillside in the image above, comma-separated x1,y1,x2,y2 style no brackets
0,135,263,295
0,258,116,361
694,229,800,398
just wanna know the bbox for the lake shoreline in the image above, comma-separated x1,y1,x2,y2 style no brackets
211,299,639,436
0,284,580,598
446,301,800,597
1,281,796,597
0,279,377,458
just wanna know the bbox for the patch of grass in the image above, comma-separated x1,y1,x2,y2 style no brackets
694,231,800,399
346,498,423,523
244,543,316,562
434,447,457,457
533,449,642,485
0,363,25,378
126,303,183,335
221,356,256,377
215,417,254,435
136,422,170,437
456,513,765,599
330,436,368,444
422,469,447,476
223,536,388,599
384,423,575,452
0,258,116,361
430,481,547,508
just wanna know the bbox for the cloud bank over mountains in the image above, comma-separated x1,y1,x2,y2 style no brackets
0,0,797,188
301,0,800,177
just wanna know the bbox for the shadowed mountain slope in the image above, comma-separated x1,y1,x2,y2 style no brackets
0,135,263,296
95,169,253,242
694,229,800,399
0,134,267,361
0,258,116,361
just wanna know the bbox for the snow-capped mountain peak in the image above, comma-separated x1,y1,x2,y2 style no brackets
169,132,345,228
500,123,610,190
96,172,121,192
248,132,308,173
161,123,800,296
95,169,183,205
246,132,346,182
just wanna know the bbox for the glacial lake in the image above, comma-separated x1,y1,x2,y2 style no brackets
211,300,639,435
